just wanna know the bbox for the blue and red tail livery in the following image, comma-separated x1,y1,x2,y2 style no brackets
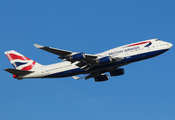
5,50,41,71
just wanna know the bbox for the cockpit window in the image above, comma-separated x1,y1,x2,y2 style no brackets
156,39,160,41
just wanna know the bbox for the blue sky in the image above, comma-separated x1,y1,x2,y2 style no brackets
1,0,175,120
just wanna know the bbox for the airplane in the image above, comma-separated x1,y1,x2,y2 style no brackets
4,39,173,82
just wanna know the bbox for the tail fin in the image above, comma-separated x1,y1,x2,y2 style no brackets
5,50,43,71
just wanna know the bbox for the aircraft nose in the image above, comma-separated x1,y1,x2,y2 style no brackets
164,41,173,49
169,43,173,49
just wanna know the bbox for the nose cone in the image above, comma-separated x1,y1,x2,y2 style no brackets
164,41,173,49
168,42,173,49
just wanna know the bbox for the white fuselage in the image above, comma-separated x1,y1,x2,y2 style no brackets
20,39,172,79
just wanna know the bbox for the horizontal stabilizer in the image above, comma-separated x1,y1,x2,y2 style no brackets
4,68,34,75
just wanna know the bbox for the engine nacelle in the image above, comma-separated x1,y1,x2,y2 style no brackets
110,68,124,76
94,74,109,82
67,52,85,61
97,56,112,64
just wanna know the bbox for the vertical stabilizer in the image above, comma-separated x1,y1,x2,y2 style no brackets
5,50,43,71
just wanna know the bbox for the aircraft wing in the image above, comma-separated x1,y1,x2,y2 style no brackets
34,44,97,61
34,44,123,71
73,72,105,80
34,44,72,56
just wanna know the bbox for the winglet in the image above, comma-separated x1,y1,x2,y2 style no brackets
34,44,44,49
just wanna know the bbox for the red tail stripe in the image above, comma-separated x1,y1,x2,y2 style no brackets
127,41,151,47
7,53,31,61
21,61,36,71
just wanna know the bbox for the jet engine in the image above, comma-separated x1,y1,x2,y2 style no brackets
66,52,85,61
110,68,124,76
97,56,112,64
94,74,109,82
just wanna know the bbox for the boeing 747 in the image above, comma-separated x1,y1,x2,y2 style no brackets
4,39,172,82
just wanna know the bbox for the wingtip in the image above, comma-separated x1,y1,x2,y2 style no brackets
33,44,44,48
72,76,87,80
72,76,80,80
